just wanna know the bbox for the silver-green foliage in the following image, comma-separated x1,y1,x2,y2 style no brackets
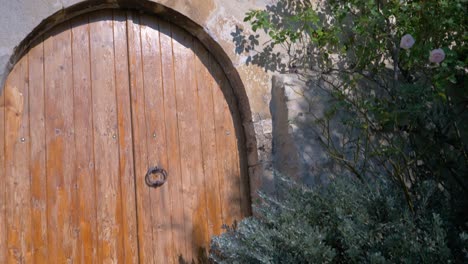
210,177,461,263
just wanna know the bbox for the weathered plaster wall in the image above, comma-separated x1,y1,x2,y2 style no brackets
270,75,346,186
0,0,328,197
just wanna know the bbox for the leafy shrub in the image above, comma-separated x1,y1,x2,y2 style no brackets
210,177,465,263
239,0,467,208
215,1,467,263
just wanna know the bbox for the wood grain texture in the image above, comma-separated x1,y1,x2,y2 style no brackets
126,11,155,264
89,10,124,263
44,21,77,264
213,59,250,218
159,19,187,262
113,10,139,263
28,39,48,263
0,60,5,263
70,15,98,263
212,56,243,226
194,44,224,238
188,39,211,259
172,25,197,262
140,14,174,263
4,55,31,263
0,10,249,263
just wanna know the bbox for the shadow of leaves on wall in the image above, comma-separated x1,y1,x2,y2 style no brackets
230,0,339,74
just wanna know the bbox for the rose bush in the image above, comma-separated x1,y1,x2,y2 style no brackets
219,0,467,262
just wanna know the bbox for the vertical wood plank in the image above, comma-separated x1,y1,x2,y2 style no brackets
215,63,250,218
140,14,174,263
226,98,248,218
159,20,187,262
0,62,6,264
172,25,209,262
4,56,32,263
68,23,81,261
89,10,124,263
113,10,139,263
212,57,243,226
194,43,224,238
232,118,250,217
126,11,155,264
43,22,76,264
171,25,195,262
189,40,212,258
70,15,98,263
28,39,48,263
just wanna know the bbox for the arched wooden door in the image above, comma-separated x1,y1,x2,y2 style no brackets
0,9,250,264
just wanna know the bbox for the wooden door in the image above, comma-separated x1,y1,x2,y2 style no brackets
0,10,250,264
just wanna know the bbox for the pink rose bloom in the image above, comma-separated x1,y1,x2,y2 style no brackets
400,34,415,49
429,49,445,63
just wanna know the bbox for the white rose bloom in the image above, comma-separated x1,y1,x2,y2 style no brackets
429,48,446,63
400,34,415,49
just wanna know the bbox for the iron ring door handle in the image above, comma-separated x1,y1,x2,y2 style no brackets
145,166,168,188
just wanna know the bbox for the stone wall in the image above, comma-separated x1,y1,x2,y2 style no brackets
0,0,329,198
